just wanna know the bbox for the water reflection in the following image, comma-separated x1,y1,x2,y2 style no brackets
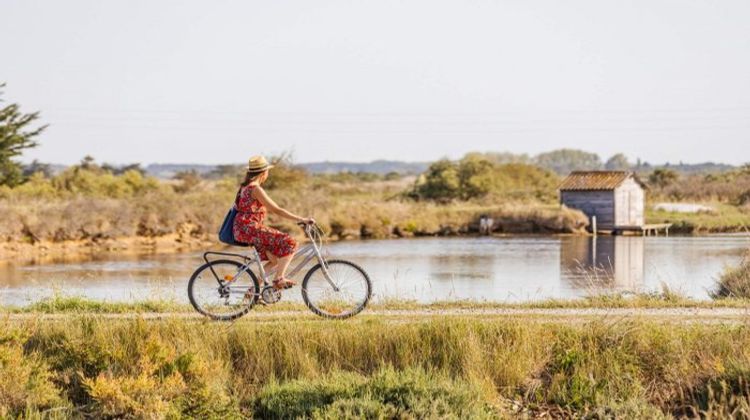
560,236,645,293
0,236,747,305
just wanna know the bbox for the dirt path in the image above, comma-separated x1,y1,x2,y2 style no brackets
5,307,750,323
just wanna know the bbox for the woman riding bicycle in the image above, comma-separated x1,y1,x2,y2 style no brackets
233,156,314,290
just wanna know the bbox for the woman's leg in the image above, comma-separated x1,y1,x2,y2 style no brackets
264,252,278,276
275,254,294,280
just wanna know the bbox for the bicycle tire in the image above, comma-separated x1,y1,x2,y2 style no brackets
302,259,372,319
188,259,260,321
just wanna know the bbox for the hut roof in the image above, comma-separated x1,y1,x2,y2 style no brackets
559,171,645,191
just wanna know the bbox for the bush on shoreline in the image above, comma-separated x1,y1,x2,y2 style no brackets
408,155,559,203
712,250,750,299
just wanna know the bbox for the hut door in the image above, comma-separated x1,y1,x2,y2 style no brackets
627,191,640,226
626,191,632,225
627,191,636,225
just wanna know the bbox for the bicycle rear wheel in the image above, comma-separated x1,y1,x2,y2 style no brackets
302,259,371,319
188,259,259,321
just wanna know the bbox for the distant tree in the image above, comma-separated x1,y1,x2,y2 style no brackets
262,153,308,190
78,155,99,171
457,155,495,200
22,159,53,178
102,163,145,176
173,170,202,193
411,156,560,203
648,168,679,189
534,149,602,174
383,171,402,181
0,83,47,186
605,154,631,171
208,164,244,180
412,159,461,202
466,151,531,165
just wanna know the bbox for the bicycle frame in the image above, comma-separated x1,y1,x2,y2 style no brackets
202,224,339,291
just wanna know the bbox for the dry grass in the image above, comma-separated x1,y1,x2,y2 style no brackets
0,175,589,250
3,316,750,417
713,250,750,299
3,165,750,252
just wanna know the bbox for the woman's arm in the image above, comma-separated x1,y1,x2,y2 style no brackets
252,186,312,223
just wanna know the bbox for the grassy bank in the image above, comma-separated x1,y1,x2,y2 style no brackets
0,173,590,264
3,315,750,418
4,293,750,315
2,157,749,264
647,203,750,234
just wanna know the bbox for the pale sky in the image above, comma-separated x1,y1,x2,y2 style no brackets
2,0,749,165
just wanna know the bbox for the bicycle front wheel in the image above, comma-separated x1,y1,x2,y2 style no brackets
302,259,372,319
188,259,260,321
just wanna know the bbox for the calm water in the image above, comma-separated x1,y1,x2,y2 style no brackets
0,235,748,306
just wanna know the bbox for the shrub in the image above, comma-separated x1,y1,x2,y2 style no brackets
712,250,750,298
650,169,750,203
254,368,495,419
648,168,679,189
262,154,309,190
412,159,462,202
0,329,66,417
172,170,203,193
10,315,750,416
411,155,559,203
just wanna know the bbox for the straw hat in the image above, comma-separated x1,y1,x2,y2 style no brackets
247,156,274,172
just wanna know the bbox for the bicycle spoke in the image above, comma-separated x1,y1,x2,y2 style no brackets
303,260,371,319
188,260,258,320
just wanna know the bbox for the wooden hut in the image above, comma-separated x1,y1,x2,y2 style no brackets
559,171,646,232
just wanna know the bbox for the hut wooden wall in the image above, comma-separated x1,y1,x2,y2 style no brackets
560,190,615,229
614,178,645,227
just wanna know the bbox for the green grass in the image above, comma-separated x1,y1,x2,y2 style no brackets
4,292,750,315
17,295,189,314
647,202,750,233
3,316,750,417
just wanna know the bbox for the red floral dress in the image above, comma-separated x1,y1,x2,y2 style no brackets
233,185,296,261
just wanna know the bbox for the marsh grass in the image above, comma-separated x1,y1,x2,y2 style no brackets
0,171,590,253
5,292,750,315
3,316,750,417
646,202,750,233
713,250,750,299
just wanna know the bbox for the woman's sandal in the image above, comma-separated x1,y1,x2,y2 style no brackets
273,278,296,290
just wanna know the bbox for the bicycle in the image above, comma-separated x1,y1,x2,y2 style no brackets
188,222,372,320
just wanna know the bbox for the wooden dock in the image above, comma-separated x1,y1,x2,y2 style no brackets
612,223,672,236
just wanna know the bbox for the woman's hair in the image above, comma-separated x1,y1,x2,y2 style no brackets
241,169,266,186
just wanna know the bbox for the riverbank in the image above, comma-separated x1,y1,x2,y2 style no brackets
647,202,750,234
5,294,750,314
2,211,747,267
0,200,591,265
0,231,213,265
3,170,748,264
3,310,750,418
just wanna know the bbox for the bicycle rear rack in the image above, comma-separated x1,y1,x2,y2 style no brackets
202,250,258,283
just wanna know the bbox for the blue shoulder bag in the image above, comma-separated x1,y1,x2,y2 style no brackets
218,187,249,246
